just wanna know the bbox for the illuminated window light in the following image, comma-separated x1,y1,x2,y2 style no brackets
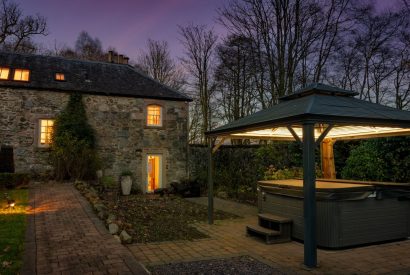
39,119,54,146
13,69,30,81
147,105,162,126
0,67,10,80
55,73,65,81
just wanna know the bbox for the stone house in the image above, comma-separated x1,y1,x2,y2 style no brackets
0,52,191,192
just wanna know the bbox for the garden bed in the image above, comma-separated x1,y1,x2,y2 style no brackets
149,256,285,275
75,181,238,243
105,194,238,243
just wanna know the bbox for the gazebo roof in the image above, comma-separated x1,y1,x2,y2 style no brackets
207,83,410,140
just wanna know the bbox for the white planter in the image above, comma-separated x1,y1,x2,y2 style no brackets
121,176,132,195
96,170,103,179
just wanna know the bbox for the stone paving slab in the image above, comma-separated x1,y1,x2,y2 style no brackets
129,197,410,274
23,183,148,275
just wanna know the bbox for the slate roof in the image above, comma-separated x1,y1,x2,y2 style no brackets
0,52,191,101
207,83,410,136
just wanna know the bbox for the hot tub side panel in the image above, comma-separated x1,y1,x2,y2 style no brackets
259,191,340,247
338,198,410,247
259,190,410,248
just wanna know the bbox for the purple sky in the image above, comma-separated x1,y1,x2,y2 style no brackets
14,0,229,61
15,0,399,62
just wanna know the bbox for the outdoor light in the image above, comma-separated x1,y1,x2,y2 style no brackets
8,201,15,208
3,193,15,209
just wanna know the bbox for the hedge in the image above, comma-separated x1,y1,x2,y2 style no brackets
0,173,30,189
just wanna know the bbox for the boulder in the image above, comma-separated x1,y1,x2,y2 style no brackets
113,235,121,243
106,214,117,224
119,230,132,244
97,210,107,220
108,223,119,235
93,203,107,212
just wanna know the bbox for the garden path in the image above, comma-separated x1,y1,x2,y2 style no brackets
22,183,148,275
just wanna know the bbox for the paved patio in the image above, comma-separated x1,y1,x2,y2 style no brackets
128,196,410,274
22,183,148,275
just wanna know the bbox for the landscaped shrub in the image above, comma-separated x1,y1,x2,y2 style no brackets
342,137,410,183
50,93,100,180
189,142,302,200
101,176,117,190
0,173,30,189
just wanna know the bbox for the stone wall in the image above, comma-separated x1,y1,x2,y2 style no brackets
0,88,189,191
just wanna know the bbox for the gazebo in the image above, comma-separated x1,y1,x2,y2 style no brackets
205,83,410,267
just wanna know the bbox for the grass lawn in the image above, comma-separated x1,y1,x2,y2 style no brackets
105,194,239,243
0,189,28,275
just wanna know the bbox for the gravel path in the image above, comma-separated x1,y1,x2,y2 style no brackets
149,256,286,275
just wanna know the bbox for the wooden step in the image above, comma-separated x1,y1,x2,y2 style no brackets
246,224,280,236
258,213,292,224
246,224,290,244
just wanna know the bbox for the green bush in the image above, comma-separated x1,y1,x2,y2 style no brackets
101,176,117,190
50,93,100,180
342,137,410,182
189,142,303,199
0,173,30,189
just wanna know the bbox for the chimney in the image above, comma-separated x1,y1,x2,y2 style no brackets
118,54,124,64
108,50,113,63
123,56,129,65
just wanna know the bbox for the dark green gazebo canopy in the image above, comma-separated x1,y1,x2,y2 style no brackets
207,83,410,139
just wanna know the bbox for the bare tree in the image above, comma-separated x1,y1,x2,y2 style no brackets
74,31,104,61
137,39,185,90
179,23,218,143
0,0,47,53
215,35,258,123
218,0,347,104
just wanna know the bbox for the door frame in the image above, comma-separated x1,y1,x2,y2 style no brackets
145,153,164,193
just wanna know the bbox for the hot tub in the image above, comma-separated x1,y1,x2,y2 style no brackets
257,179,410,248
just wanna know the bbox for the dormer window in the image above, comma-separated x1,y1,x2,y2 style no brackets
13,69,30,82
147,105,162,126
0,67,10,80
55,73,65,81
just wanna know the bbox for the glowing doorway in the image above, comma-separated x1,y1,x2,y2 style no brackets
147,155,162,192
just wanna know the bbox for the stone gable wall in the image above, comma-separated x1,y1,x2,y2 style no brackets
0,88,189,191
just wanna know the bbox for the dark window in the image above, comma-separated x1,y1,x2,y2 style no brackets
0,145,15,173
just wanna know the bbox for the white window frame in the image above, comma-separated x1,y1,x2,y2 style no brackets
38,119,55,148
13,68,30,82
146,105,163,127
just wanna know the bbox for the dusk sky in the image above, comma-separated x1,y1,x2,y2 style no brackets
14,0,230,61
14,0,399,62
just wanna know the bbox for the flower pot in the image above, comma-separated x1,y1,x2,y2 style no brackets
96,170,103,179
121,176,132,195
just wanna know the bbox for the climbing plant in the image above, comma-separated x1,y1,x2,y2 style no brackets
50,93,99,180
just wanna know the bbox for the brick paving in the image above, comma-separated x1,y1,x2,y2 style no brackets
129,197,410,274
24,183,148,275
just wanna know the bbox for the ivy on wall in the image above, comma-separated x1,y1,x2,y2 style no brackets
50,93,99,180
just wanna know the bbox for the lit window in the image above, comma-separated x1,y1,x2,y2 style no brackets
147,105,162,126
55,73,65,81
13,69,30,81
39,119,54,146
0,67,10,80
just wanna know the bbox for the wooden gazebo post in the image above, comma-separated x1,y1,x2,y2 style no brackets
302,123,317,267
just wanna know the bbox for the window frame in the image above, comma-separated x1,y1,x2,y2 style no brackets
37,119,55,148
0,67,10,80
13,68,30,82
146,104,163,127
54,72,66,82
